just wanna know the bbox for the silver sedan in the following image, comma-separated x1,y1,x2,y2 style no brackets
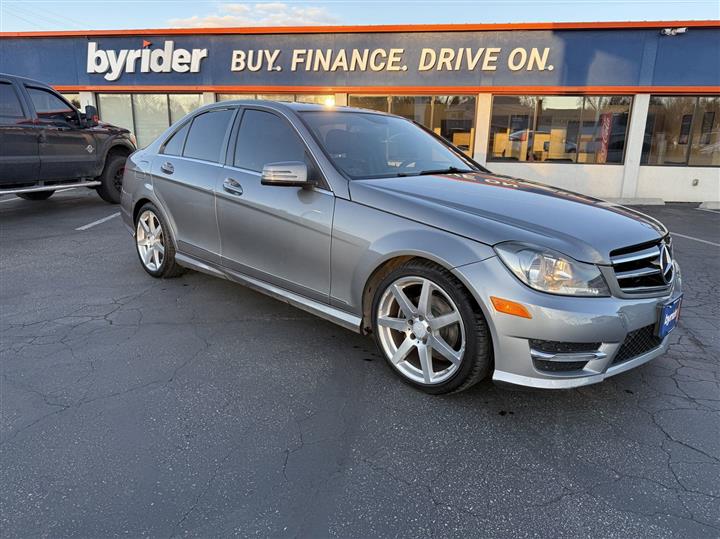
121,101,682,393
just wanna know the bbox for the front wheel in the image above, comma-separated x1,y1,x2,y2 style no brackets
371,260,492,394
96,154,126,204
17,191,54,201
134,203,184,278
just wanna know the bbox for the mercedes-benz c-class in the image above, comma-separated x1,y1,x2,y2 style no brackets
120,101,682,394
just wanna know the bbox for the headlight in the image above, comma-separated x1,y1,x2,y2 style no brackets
494,242,610,297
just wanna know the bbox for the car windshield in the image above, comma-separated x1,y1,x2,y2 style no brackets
300,111,481,179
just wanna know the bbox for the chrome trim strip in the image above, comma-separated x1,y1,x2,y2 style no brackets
615,266,662,279
530,349,607,362
610,246,660,265
175,253,362,333
620,284,671,294
0,180,101,195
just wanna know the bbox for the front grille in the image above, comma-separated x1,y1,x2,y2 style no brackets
610,238,674,295
529,339,601,354
613,324,663,365
533,359,588,372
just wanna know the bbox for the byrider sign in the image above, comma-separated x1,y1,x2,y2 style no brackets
87,40,553,81
87,41,208,81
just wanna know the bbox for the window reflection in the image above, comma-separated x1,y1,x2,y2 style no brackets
643,95,720,167
489,95,631,164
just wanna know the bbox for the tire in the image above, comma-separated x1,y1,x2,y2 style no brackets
96,153,127,204
17,190,54,201
134,203,184,278
371,259,492,394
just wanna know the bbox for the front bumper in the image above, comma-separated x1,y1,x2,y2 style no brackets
453,256,682,389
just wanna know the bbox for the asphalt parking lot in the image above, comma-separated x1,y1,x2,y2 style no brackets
1,190,719,538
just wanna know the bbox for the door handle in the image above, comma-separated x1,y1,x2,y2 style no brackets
160,161,174,174
223,177,243,196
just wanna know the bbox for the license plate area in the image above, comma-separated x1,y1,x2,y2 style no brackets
656,296,682,339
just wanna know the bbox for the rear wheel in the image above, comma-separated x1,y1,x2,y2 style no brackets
134,203,184,278
371,260,491,394
96,154,126,204
17,191,54,201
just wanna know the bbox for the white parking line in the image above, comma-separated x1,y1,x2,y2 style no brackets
671,232,720,247
76,212,120,231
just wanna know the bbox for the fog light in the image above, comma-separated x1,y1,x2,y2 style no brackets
490,296,532,319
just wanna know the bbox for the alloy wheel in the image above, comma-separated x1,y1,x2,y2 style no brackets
136,210,165,272
376,276,466,385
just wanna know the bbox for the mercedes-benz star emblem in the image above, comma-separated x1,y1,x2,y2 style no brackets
660,243,674,284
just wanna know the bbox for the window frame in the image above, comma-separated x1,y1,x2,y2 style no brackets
641,95,720,168
486,94,633,166
227,106,330,191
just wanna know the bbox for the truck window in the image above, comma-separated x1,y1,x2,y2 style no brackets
0,82,24,119
26,86,78,125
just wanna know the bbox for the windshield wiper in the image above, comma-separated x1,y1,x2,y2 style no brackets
414,166,476,176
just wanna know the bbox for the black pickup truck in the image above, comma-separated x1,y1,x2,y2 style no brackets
0,73,136,203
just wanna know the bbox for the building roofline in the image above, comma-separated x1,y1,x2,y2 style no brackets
1,20,718,38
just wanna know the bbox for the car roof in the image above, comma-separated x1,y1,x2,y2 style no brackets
210,99,393,116
0,72,53,89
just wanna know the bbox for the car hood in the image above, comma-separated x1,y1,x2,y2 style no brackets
349,172,667,264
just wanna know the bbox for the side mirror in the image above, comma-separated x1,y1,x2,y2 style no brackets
84,105,99,127
261,161,311,187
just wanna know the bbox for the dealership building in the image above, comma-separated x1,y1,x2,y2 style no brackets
1,20,718,203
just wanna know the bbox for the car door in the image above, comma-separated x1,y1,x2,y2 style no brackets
216,107,334,303
0,79,39,184
23,85,99,180
152,107,236,264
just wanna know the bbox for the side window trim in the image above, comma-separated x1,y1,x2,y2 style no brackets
231,106,330,190
0,80,30,120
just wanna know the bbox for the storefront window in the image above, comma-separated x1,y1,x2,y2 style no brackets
390,96,432,124
348,95,476,155
580,96,632,164
61,93,81,109
432,96,476,154
98,93,202,148
295,95,335,106
217,94,256,101
169,94,203,124
97,94,133,131
256,94,293,102
348,95,389,113
488,95,631,164
643,95,720,167
488,96,537,161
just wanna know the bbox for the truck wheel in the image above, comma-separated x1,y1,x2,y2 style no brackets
96,154,126,204
17,191,54,200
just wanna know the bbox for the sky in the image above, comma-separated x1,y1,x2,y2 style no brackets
0,0,718,32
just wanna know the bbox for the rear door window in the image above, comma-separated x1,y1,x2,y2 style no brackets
182,109,234,162
0,82,25,120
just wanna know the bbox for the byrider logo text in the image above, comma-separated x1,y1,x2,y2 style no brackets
87,41,208,81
